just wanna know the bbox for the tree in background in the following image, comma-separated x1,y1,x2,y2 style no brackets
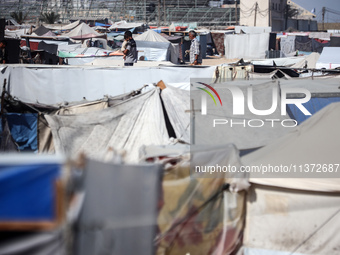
10,11,28,24
40,12,60,24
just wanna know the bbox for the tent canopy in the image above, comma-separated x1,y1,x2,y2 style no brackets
63,23,100,38
316,47,340,69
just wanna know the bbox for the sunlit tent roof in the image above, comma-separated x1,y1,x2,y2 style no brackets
63,22,100,38
135,29,170,43
316,47,340,69
44,20,81,31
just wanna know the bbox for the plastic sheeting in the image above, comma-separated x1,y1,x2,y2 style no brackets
0,229,65,255
75,159,162,255
0,65,216,105
213,65,253,82
0,154,61,221
2,113,38,151
287,97,340,124
135,30,179,63
63,23,100,38
224,33,270,60
45,89,170,162
136,41,170,61
242,102,340,191
154,144,247,255
243,184,340,255
316,47,340,69
280,35,296,56
211,32,225,55
192,80,294,150
160,85,190,143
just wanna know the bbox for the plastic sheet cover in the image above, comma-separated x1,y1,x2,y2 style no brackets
75,159,162,255
156,144,248,255
45,88,170,162
1,65,216,105
0,158,61,221
224,33,270,60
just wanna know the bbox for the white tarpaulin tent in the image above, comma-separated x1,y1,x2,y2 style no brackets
44,20,81,31
45,88,170,163
135,30,179,63
109,21,143,30
224,33,270,60
241,103,340,255
63,23,100,38
316,47,340,69
192,80,295,150
0,65,216,104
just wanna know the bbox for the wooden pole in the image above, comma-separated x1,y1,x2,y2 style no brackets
254,2,258,26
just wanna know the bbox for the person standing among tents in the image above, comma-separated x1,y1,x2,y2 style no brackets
123,31,137,66
0,40,8,64
188,30,202,66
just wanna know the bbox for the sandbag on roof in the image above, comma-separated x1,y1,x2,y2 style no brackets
45,88,170,163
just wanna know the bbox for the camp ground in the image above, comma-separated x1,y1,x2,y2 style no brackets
2,5,340,254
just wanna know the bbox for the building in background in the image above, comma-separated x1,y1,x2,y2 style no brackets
240,0,317,31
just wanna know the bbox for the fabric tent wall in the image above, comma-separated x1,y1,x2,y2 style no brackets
243,184,340,255
191,80,294,150
0,155,62,221
211,32,225,55
136,41,170,61
316,47,340,69
287,97,340,124
155,144,247,255
76,159,162,255
1,65,216,105
224,33,270,60
45,89,171,163
1,113,38,151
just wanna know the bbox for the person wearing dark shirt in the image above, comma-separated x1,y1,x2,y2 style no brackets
123,31,137,66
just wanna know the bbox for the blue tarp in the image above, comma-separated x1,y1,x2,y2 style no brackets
0,113,38,151
287,97,340,124
0,163,60,220
95,22,109,27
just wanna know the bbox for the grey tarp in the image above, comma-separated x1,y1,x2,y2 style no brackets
39,100,109,153
160,85,190,143
45,88,170,163
75,159,162,255
191,79,294,150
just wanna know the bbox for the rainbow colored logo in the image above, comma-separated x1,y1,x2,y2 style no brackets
197,82,222,106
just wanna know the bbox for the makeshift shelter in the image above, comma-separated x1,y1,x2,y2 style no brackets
241,103,340,255
152,144,248,255
316,47,340,69
0,65,216,104
224,33,270,60
109,21,143,31
44,20,81,31
45,88,171,163
32,25,51,36
75,159,162,255
63,23,101,40
135,29,179,63
191,79,295,150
